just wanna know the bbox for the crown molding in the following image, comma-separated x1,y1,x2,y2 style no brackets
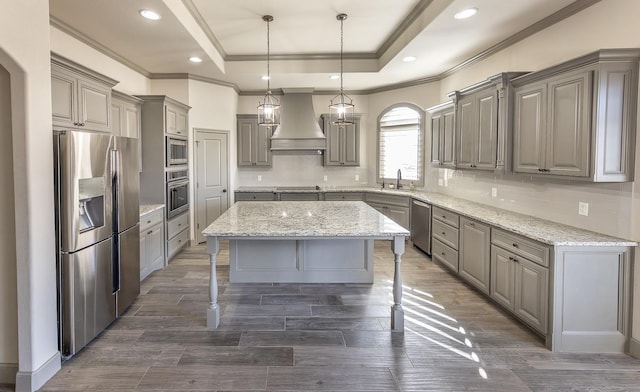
376,0,436,58
149,73,240,93
50,16,151,78
181,0,227,58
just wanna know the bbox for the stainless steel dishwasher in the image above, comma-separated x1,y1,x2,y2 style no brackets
410,199,432,255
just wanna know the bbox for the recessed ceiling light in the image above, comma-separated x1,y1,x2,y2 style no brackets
261,75,270,81
454,7,478,20
189,56,203,63
330,75,340,80
402,56,417,63
139,9,161,20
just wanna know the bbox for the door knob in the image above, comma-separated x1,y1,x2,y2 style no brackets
222,189,227,193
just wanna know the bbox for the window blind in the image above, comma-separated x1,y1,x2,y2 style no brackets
378,107,422,182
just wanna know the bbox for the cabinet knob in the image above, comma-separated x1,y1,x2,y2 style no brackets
223,189,227,193
469,222,475,227
441,232,446,236
147,220,152,224
512,243,519,248
147,230,153,235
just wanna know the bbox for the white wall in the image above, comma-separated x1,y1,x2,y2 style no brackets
0,63,18,374
368,0,640,348
0,0,61,390
235,94,370,188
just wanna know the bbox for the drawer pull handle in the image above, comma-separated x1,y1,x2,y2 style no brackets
441,252,446,256
147,220,152,223
147,230,153,235
441,232,446,235
512,243,519,248
178,223,182,227
442,215,446,218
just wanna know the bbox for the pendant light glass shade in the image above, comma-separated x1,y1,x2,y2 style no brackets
330,13,354,125
258,15,280,127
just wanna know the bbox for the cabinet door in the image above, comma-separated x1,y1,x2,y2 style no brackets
51,68,78,128
78,78,111,132
139,232,148,278
490,245,515,309
166,105,178,135
123,104,141,139
514,256,548,334
430,115,442,165
254,126,272,166
342,123,359,166
441,109,456,167
546,71,591,177
459,217,491,294
146,225,165,271
111,102,123,136
476,91,498,169
237,119,254,166
456,96,475,169
176,111,188,136
513,82,546,174
325,123,342,166
386,205,410,230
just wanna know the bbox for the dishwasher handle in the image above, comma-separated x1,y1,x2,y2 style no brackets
412,200,431,209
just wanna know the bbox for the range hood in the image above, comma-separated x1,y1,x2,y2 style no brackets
270,89,326,151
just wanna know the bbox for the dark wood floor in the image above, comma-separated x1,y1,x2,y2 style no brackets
33,241,640,391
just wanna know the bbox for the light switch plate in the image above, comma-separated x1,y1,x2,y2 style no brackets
578,202,589,216
491,187,498,198
258,175,262,182
355,174,359,181
323,175,328,182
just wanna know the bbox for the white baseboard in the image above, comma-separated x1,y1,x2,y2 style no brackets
0,362,18,384
630,337,640,359
14,351,60,392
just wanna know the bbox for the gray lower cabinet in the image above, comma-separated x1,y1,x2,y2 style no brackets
365,193,410,229
428,101,456,168
140,208,165,281
51,54,117,133
490,230,549,335
237,115,272,167
431,206,459,272
321,114,360,166
458,217,491,294
279,192,320,201
235,191,277,201
324,192,364,201
512,49,640,182
167,212,189,260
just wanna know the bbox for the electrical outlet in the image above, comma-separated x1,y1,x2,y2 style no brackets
355,174,359,181
323,175,328,182
578,202,589,216
438,179,444,186
257,175,262,182
491,187,498,198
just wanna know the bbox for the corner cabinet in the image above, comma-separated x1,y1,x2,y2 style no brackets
112,90,142,171
51,54,118,133
321,114,360,166
512,49,640,182
237,115,272,167
427,101,455,168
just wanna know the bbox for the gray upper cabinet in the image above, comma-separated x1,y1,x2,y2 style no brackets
51,54,117,133
427,101,456,168
456,88,498,170
458,217,491,294
166,103,188,136
237,115,272,167
321,114,360,166
111,91,143,171
512,49,640,182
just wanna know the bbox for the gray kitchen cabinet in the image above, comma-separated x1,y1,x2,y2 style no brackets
140,207,165,281
321,114,360,166
167,212,189,260
237,115,272,167
279,192,320,201
427,101,455,168
459,217,491,294
324,192,364,201
235,191,277,201
51,54,117,133
512,49,640,182
490,229,549,335
166,102,188,136
431,206,459,272
456,88,498,170
365,193,410,229
112,90,143,171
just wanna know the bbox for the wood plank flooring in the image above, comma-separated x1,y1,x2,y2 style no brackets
31,241,640,391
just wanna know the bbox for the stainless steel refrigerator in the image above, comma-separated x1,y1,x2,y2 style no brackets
53,130,140,358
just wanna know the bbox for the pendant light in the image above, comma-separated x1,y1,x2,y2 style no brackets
329,13,355,125
257,15,280,127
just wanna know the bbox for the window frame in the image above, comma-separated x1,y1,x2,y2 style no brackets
376,103,426,187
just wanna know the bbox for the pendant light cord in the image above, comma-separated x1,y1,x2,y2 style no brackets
267,18,271,92
339,15,344,96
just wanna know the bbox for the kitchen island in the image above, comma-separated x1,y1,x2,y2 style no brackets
202,201,410,330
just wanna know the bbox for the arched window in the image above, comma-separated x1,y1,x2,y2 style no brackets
377,103,425,187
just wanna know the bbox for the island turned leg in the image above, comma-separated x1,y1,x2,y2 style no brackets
206,237,220,329
391,235,405,331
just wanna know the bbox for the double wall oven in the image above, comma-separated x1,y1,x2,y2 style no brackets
166,169,189,219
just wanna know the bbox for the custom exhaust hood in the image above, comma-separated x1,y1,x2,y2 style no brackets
270,89,326,151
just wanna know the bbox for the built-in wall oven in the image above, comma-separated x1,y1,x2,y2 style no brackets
166,136,188,166
166,169,189,219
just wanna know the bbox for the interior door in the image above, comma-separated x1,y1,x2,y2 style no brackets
195,129,229,244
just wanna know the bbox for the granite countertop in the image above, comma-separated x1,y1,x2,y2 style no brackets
140,204,164,217
202,201,409,238
233,186,637,247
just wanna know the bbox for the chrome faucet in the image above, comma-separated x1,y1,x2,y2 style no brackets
396,169,402,189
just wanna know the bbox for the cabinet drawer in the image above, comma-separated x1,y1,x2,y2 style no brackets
279,192,320,201
140,208,163,233
167,227,189,259
432,219,459,249
492,229,549,267
167,213,189,239
235,192,276,201
365,193,410,207
432,206,459,228
324,192,364,201
432,238,458,272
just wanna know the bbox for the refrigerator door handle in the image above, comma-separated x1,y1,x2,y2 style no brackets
110,149,121,294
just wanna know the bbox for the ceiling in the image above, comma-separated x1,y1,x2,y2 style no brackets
49,0,597,93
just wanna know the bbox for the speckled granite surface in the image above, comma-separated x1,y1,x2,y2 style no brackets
140,204,164,217
202,201,409,238
233,187,637,247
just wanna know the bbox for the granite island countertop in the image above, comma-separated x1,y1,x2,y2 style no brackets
139,204,164,217
234,186,637,247
202,201,409,238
